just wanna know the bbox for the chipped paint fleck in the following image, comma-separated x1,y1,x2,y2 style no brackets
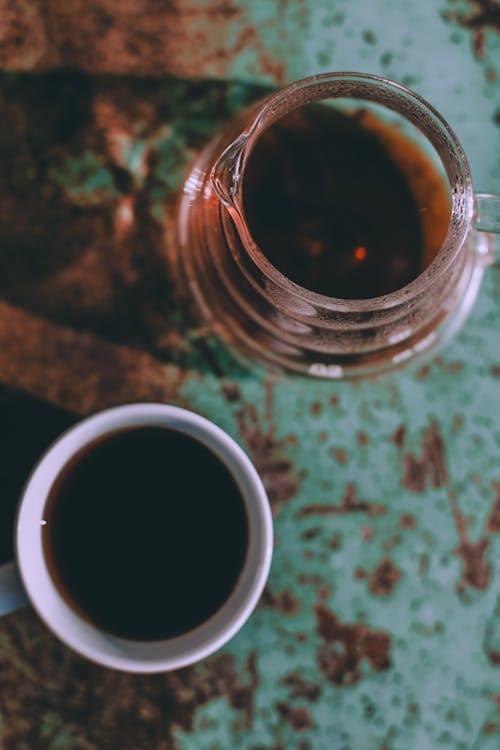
315,605,391,685
367,559,403,596
444,0,500,59
402,420,447,493
259,586,299,614
280,672,321,702
487,482,500,532
300,483,386,518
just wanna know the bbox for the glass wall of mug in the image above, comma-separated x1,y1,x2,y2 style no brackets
177,73,500,379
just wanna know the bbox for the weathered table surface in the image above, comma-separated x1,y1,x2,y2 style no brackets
0,1,500,748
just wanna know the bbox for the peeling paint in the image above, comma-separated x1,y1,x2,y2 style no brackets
314,605,391,685
298,484,387,518
402,420,447,493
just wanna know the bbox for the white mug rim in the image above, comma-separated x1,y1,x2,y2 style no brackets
15,403,273,673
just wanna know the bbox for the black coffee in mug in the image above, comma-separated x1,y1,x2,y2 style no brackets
42,426,249,641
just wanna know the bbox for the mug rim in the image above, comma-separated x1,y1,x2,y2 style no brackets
15,403,273,673
231,71,474,313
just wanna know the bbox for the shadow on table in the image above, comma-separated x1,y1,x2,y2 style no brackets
0,70,270,379
0,71,274,564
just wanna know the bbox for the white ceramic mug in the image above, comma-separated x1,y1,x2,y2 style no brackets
0,403,273,673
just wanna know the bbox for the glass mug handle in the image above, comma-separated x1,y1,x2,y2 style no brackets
0,562,28,616
474,193,500,263
475,193,500,234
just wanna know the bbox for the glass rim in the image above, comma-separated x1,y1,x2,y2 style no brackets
231,71,474,313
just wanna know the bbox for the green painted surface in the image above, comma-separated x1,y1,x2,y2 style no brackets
0,1,499,749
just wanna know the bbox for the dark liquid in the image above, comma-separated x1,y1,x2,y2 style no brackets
42,426,249,641
243,105,451,299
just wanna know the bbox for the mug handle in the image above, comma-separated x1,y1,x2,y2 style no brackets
0,562,28,616
474,193,500,235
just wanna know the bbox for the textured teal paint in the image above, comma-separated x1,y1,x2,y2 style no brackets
178,318,500,748
175,241,500,749
49,152,119,204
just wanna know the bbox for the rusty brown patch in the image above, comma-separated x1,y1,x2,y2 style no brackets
281,672,321,701
298,483,386,518
415,363,430,379
390,424,406,449
0,301,187,416
257,53,286,85
402,419,447,493
452,415,464,433
491,365,500,377
259,586,299,615
301,527,321,540
368,559,403,596
275,704,313,731
488,649,500,665
331,447,347,465
317,585,331,601
235,403,301,514
221,382,242,403
475,30,487,57
487,482,500,532
419,554,429,575
354,566,369,580
36,1,290,84
445,480,492,591
314,605,391,685
329,532,342,549
0,609,259,749
0,1,48,70
329,394,339,407
444,0,500,59
310,401,322,416
357,431,369,446
404,421,493,591
297,573,323,585
399,513,416,529
455,537,491,590
483,721,500,734
318,431,327,443
228,651,259,727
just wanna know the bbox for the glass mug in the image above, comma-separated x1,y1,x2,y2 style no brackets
178,72,500,378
